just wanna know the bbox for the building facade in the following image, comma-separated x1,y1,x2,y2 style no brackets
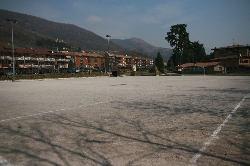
176,62,223,74
212,45,250,73
0,47,154,73
65,51,154,72
0,47,70,73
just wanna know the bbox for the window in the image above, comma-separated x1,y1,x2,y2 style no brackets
233,48,238,53
240,59,248,63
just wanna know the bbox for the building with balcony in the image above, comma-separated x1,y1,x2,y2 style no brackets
0,47,154,74
64,51,105,71
0,47,70,73
212,44,250,73
66,51,154,72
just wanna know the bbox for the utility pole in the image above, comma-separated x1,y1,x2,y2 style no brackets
6,18,17,82
106,35,111,75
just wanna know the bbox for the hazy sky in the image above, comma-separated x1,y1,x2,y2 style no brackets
1,0,250,51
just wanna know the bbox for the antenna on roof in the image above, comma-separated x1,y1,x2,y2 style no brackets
233,39,234,45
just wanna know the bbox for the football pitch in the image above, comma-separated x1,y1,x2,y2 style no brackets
0,76,249,166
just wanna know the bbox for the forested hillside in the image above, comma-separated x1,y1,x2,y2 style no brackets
0,9,171,61
0,9,124,52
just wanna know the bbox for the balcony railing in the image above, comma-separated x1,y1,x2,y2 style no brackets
16,57,25,60
59,65,68,68
41,64,54,67
38,58,45,62
14,57,46,61
6,56,12,60
45,58,55,62
57,59,70,62
31,57,39,61
23,64,31,67
31,65,39,68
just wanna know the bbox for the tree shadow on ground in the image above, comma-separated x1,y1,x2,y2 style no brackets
0,88,249,165
0,103,249,166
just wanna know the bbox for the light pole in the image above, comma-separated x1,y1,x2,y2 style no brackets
6,18,17,82
106,35,111,52
106,35,111,75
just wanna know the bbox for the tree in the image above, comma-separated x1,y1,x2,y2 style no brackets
165,24,190,66
77,47,82,52
208,52,214,61
1,58,9,67
182,42,193,64
68,59,75,69
167,56,175,71
155,52,165,73
149,64,156,73
191,41,206,63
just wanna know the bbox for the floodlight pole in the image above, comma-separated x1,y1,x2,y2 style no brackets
6,18,17,82
106,35,111,76
106,35,111,52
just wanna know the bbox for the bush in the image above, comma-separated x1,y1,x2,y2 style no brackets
131,71,135,76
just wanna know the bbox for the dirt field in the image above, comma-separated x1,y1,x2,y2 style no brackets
0,76,249,166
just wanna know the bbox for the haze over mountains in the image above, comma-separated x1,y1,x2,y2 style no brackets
111,38,172,61
0,9,172,61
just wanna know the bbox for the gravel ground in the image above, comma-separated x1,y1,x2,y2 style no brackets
0,76,249,166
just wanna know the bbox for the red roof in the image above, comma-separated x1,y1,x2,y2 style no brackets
0,47,67,56
0,47,11,53
176,62,220,68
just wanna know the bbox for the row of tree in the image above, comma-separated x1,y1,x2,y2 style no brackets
163,24,213,71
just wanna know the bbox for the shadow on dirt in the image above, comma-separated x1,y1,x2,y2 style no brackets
0,88,249,165
0,104,249,166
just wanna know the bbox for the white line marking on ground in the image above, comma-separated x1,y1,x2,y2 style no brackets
189,93,248,164
0,100,114,123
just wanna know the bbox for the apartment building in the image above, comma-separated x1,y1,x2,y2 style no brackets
66,51,154,72
0,47,70,73
212,44,250,72
0,47,154,73
65,51,104,69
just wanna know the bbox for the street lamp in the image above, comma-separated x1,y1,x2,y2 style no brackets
106,35,111,75
6,18,17,82
106,35,111,52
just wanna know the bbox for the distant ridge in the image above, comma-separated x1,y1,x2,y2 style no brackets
111,38,172,61
0,9,124,51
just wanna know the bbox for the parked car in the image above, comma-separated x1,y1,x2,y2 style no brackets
39,70,45,74
23,70,32,74
59,69,68,73
67,69,75,73
6,71,13,76
0,71,5,76
92,68,101,72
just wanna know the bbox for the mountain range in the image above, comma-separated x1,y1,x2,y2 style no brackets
0,9,172,61
111,38,172,61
